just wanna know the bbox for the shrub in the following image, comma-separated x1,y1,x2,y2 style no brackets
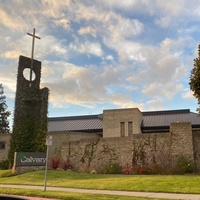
90,169,97,174
49,156,60,170
103,163,122,174
132,165,141,174
139,166,152,175
132,163,164,175
0,159,9,170
123,163,132,174
177,156,196,174
60,160,73,171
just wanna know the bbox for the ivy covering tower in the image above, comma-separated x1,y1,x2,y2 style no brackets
8,56,49,166
189,44,200,113
0,83,10,134
8,29,49,166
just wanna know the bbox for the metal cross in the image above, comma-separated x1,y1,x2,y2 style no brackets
27,28,41,86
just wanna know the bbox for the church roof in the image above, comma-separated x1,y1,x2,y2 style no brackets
48,109,200,133
48,114,103,132
141,109,200,132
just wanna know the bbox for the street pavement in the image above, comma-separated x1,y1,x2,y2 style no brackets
1,184,200,200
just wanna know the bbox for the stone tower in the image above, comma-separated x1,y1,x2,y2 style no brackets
9,55,49,163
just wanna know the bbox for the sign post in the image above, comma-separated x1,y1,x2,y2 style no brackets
44,135,52,191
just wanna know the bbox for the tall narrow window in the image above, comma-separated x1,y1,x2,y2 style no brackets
120,122,125,137
128,121,133,136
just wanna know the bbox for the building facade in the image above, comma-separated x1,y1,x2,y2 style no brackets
1,108,200,172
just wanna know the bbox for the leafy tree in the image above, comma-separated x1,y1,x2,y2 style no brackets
189,44,200,113
0,84,10,133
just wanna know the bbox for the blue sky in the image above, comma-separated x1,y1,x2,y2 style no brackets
0,0,200,121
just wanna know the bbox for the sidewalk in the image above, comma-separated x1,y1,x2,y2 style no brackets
1,184,200,200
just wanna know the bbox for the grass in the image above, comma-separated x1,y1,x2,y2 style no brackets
0,188,173,200
0,169,200,199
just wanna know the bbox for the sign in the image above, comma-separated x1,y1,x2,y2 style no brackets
44,136,52,191
15,152,46,167
46,135,53,146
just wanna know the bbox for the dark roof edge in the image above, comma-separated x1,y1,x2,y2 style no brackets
142,109,190,116
48,114,102,121
141,126,169,130
192,124,200,128
48,129,103,133
142,124,200,130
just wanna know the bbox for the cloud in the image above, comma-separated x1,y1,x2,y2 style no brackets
1,0,200,114
102,0,200,30
182,90,194,99
70,41,103,57
146,99,164,111
0,60,17,93
54,19,70,31
74,7,144,63
101,0,139,9
78,26,97,38
142,83,183,100
41,33,190,109
40,0,71,18
127,38,188,102
2,50,22,59
41,60,128,107
0,7,25,30
112,97,145,110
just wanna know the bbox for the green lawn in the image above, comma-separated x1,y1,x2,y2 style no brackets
0,188,173,200
0,169,200,199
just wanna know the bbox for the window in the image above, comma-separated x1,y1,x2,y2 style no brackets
128,121,133,136
120,122,125,137
0,141,6,150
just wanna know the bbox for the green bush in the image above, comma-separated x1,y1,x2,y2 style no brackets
0,159,9,170
103,163,122,174
176,156,196,174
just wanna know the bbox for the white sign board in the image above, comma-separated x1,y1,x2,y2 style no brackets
46,135,53,146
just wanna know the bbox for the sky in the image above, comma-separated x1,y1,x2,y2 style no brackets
1,0,200,122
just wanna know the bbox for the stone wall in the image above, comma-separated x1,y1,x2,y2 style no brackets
0,134,10,161
192,130,200,169
64,133,170,172
48,131,101,160
1,122,200,173
170,122,194,163
103,108,142,138
50,122,197,172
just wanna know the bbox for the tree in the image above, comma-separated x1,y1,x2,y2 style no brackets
0,84,10,133
189,44,200,113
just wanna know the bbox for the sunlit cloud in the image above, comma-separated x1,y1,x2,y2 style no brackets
1,0,200,116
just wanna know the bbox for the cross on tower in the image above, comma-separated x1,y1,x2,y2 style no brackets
27,28,41,87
